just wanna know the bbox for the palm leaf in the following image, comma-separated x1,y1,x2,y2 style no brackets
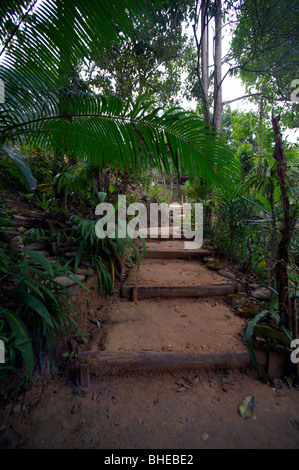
0,0,167,89
0,1,240,188
1,90,240,187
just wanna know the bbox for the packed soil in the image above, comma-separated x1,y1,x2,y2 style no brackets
125,259,233,286
91,296,246,354
1,235,299,450
1,368,299,450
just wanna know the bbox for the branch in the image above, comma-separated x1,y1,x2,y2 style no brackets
223,92,264,105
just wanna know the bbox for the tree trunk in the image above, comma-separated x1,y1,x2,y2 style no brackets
201,0,209,121
256,85,266,173
212,0,223,132
193,0,212,127
193,0,223,131
271,113,292,330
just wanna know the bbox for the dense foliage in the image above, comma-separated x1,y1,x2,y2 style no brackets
0,0,298,380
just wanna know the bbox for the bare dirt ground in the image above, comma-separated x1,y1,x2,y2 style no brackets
125,258,233,287
0,240,299,450
92,296,246,354
0,367,299,449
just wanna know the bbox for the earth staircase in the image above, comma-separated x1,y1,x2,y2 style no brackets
77,219,252,386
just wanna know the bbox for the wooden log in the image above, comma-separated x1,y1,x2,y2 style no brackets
144,249,211,259
121,283,236,300
141,231,199,241
78,350,251,375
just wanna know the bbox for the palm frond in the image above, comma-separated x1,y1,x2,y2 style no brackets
0,0,164,79
1,90,240,187
0,0,240,188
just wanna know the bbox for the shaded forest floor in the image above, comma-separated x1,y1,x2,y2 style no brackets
1,367,299,449
0,202,299,449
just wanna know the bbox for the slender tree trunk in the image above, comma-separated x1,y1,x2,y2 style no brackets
256,86,266,173
269,180,278,290
193,0,212,127
213,0,223,132
201,0,209,118
193,0,223,131
272,113,292,330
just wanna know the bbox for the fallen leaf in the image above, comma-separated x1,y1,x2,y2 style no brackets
239,396,254,419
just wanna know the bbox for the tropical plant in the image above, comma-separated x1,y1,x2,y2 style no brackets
0,145,37,191
59,188,145,296
212,188,252,260
0,201,87,379
244,298,293,378
0,1,240,190
0,0,241,381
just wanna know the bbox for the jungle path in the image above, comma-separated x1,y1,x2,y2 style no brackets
1,228,299,450
82,234,250,376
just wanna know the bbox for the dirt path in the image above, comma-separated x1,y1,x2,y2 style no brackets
0,237,298,450
1,368,299,450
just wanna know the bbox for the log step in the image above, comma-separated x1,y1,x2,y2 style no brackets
121,282,237,300
78,350,251,381
143,249,211,259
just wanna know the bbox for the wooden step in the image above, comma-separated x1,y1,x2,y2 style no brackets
78,350,251,385
121,282,237,301
143,249,211,259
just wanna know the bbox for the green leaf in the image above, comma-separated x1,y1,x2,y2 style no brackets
270,311,292,343
245,311,267,374
0,146,37,191
98,192,107,203
3,289,53,327
20,249,54,277
74,240,87,273
131,242,141,270
256,192,271,213
273,186,281,202
5,311,34,378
